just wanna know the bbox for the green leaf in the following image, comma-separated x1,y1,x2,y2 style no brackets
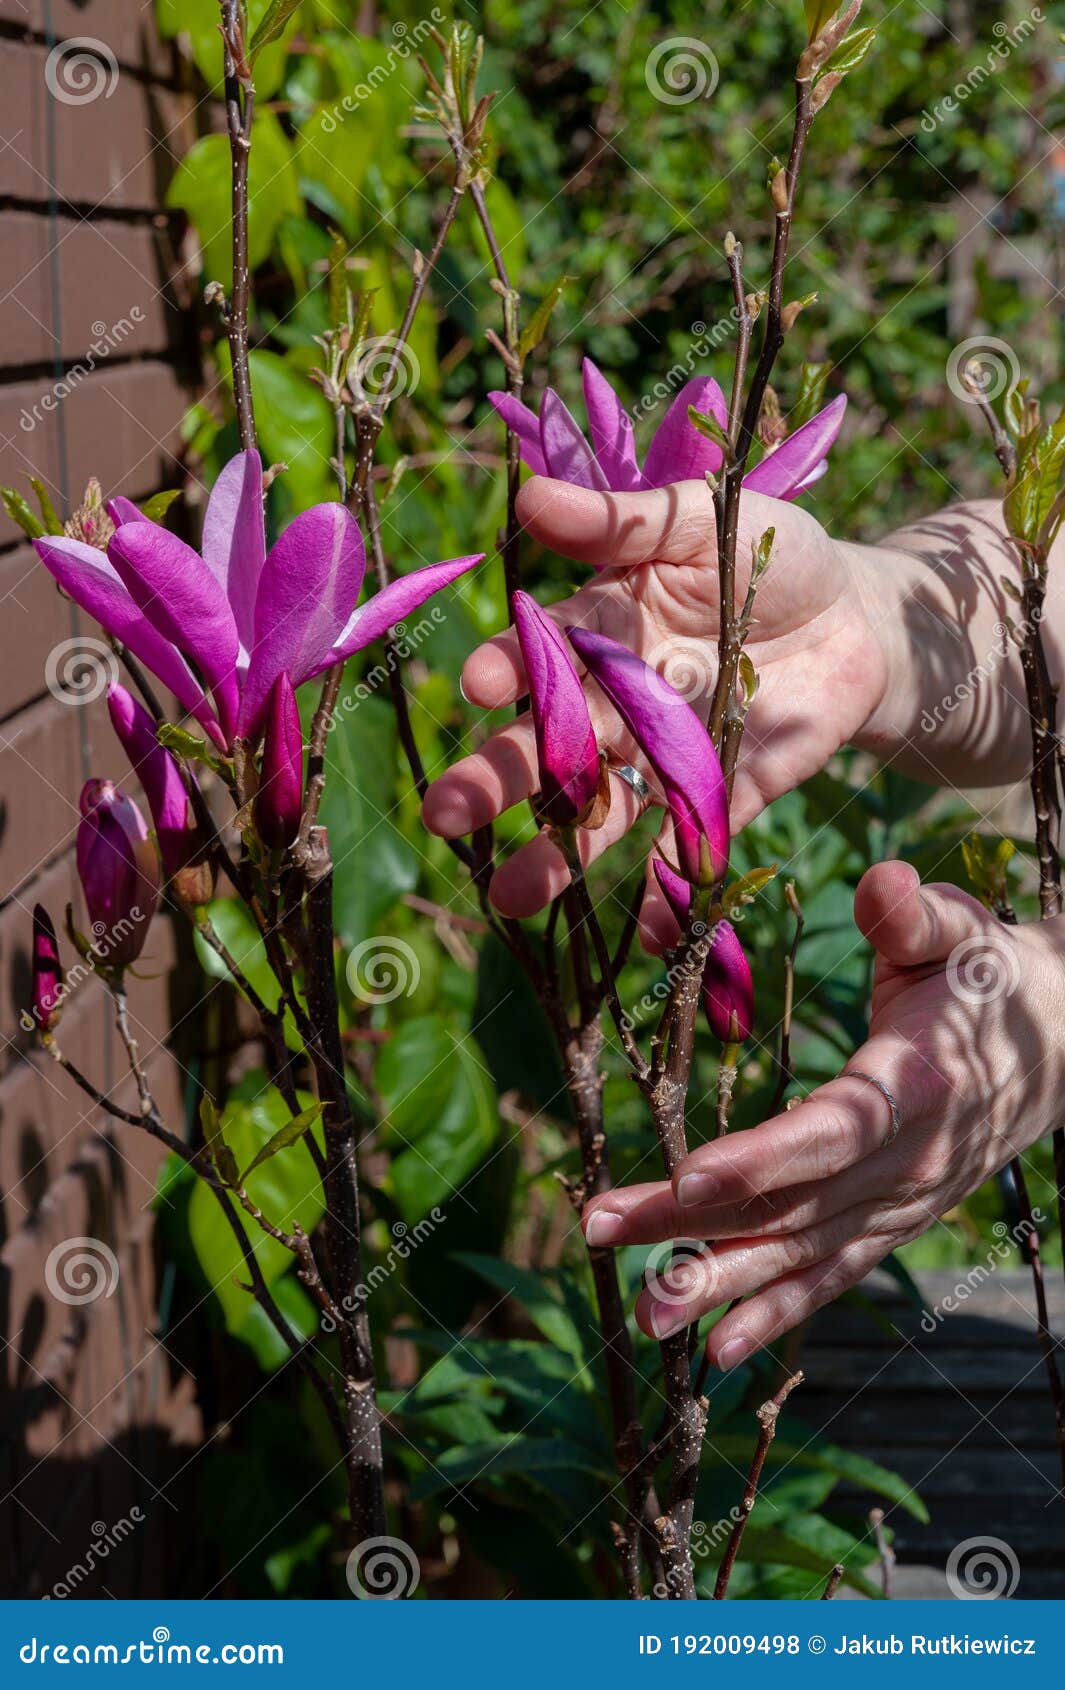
240,1103,325,1183
2,488,46,539
157,0,296,99
166,111,300,289
249,0,303,62
688,404,731,456
193,898,302,1051
709,1430,929,1522
722,864,778,915
410,1436,610,1503
518,275,573,361
804,1,839,39
377,1018,500,1222
157,721,227,773
188,1080,324,1344
313,693,418,948
791,361,831,430
453,1254,590,1362
240,347,335,511
29,478,64,535
139,488,182,524
825,27,876,76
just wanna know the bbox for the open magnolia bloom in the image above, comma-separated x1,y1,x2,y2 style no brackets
34,450,484,750
489,357,845,504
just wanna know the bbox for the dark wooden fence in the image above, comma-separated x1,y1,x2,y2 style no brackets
0,1,204,1597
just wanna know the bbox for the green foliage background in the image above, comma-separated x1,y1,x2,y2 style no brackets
151,0,1065,1596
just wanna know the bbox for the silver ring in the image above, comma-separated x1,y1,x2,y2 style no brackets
845,1069,902,1145
610,763,651,807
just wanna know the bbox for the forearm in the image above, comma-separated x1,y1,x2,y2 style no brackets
847,499,1065,788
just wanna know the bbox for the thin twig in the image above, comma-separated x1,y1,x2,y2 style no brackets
713,1370,804,1599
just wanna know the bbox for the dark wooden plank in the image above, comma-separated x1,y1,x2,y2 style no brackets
0,1,176,80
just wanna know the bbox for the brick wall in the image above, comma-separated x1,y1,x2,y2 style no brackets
0,2,205,1596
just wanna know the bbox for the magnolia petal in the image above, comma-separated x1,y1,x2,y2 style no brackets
742,393,846,501
512,591,599,826
256,671,303,850
107,683,194,881
582,358,643,491
239,503,366,740
651,858,753,1042
108,522,241,743
642,376,728,488
201,449,266,671
317,553,485,675
567,626,729,885
487,392,549,477
107,496,142,527
33,536,222,744
540,389,609,490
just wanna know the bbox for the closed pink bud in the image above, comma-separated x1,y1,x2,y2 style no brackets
31,904,63,1031
652,858,754,1043
512,592,600,827
76,780,160,967
255,671,303,850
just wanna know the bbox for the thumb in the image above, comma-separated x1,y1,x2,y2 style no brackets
854,860,991,970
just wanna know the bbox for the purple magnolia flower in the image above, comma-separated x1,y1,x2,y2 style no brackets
76,780,160,967
566,627,728,887
34,451,484,750
512,591,600,827
653,858,754,1044
489,357,845,503
107,683,212,904
256,672,303,850
31,904,63,1031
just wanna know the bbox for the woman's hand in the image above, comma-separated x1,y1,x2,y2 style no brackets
581,861,1065,1368
422,475,889,916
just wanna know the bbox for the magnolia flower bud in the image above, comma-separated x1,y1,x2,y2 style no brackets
255,671,304,850
76,780,160,967
31,904,63,1032
107,684,214,906
512,593,600,828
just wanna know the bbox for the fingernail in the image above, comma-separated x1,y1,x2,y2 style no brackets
649,1301,690,1340
677,1171,720,1207
716,1334,752,1371
584,1209,624,1246
458,675,471,705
